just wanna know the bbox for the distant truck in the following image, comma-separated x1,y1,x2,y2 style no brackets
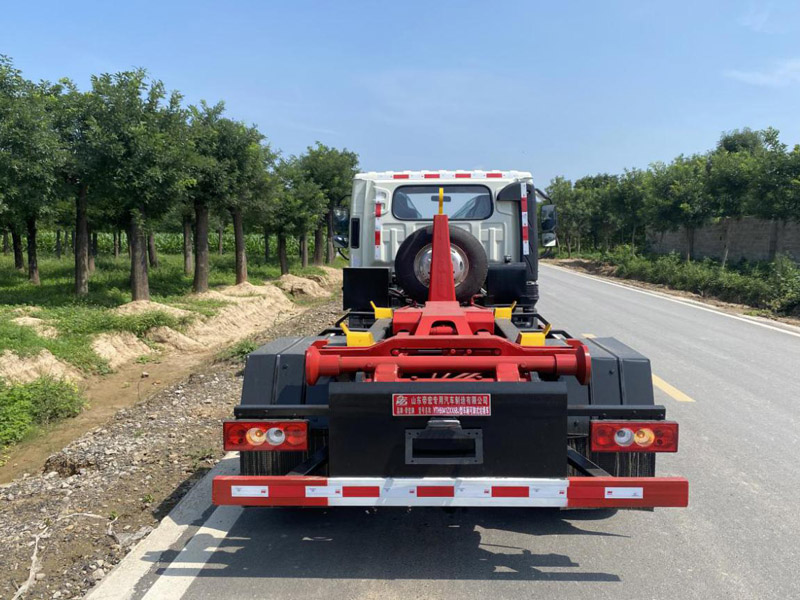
213,170,688,510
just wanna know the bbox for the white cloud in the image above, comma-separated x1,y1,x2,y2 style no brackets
723,58,800,87
738,4,775,33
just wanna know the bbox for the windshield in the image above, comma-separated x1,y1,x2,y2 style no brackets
391,185,493,221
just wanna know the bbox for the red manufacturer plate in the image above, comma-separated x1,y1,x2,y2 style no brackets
392,393,491,416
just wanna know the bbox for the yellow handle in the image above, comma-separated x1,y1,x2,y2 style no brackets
438,187,444,215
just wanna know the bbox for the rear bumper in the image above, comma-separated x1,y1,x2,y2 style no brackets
212,475,688,508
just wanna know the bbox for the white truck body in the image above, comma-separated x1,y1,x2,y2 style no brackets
349,170,534,272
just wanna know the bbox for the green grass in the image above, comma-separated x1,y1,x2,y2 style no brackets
559,247,800,316
0,377,86,450
216,338,259,362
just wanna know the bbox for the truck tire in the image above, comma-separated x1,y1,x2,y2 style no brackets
240,429,329,476
395,226,488,303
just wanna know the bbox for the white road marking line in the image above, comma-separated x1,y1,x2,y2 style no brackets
541,264,800,339
86,452,239,600
140,505,243,600
652,374,696,403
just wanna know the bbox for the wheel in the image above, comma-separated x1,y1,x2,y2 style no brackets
240,429,329,476
394,226,488,303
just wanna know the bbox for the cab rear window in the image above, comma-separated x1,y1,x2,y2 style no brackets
391,185,493,221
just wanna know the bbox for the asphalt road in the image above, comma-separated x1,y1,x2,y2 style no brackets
96,264,800,600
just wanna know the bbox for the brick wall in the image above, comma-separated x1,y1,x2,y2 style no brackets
646,217,800,262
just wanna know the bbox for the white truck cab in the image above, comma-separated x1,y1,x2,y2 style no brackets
347,170,535,269
338,169,551,323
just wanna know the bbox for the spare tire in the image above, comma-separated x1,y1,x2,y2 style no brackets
395,226,488,303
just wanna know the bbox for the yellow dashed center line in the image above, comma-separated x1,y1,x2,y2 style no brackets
652,374,696,403
582,333,596,339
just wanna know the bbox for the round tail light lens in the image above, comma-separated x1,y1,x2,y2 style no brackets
284,423,307,446
614,428,634,447
266,427,286,446
246,427,267,446
635,428,655,447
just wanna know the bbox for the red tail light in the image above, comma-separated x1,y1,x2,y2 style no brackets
591,421,678,453
223,421,308,451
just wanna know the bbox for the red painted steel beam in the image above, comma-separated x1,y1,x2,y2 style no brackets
306,342,591,385
428,214,456,302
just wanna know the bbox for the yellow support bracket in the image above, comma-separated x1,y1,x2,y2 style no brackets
340,322,375,347
494,301,517,320
518,331,546,346
370,301,393,320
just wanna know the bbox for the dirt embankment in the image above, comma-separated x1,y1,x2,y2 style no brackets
0,298,343,600
1,278,313,386
0,272,339,485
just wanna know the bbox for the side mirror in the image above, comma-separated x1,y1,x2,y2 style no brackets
540,204,557,233
333,207,350,235
333,234,348,249
541,232,557,248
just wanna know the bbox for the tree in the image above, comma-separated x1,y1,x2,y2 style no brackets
574,173,618,250
52,80,103,296
216,119,275,284
188,102,232,293
614,169,647,253
89,70,192,300
707,149,755,267
298,143,358,264
270,158,326,274
645,155,713,261
749,131,799,260
0,58,63,284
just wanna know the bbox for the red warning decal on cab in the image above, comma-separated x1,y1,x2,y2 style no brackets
392,393,491,416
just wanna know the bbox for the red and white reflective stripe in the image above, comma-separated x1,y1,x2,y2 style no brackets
213,476,688,508
520,182,529,256
374,201,383,260
389,171,514,180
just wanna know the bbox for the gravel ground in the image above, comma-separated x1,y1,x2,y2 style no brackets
0,298,342,600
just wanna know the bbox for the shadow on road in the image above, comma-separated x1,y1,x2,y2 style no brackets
146,507,624,582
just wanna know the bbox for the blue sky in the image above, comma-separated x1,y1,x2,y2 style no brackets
3,1,800,185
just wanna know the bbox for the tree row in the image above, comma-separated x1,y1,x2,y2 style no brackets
0,56,358,298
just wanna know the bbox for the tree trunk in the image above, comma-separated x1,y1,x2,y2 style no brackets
2,230,8,255
566,235,573,258
277,233,288,275
75,185,90,295
183,216,193,275
11,227,25,271
129,216,150,301
721,218,731,268
56,229,62,259
325,210,335,264
113,230,120,259
70,229,75,253
263,227,270,262
300,232,309,268
231,208,247,284
147,231,159,268
685,227,694,262
193,201,210,293
218,226,224,255
26,217,40,285
313,225,324,265
630,224,637,255
88,229,96,273
767,219,780,262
